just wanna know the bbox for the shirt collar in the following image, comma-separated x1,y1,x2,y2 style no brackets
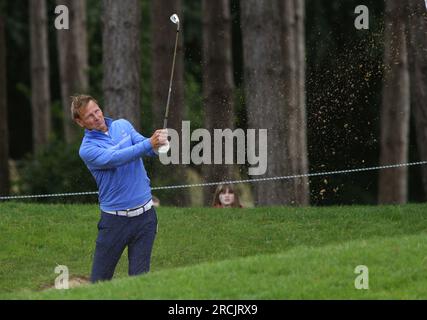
84,117,113,136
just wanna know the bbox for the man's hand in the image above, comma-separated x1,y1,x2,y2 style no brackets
150,129,169,150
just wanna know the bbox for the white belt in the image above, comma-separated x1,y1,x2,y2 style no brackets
104,199,153,217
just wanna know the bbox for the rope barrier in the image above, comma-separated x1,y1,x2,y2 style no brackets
1,160,426,201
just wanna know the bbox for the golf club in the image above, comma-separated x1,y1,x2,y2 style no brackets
158,13,180,154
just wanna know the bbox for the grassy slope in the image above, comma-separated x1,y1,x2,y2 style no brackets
1,202,427,299
12,233,427,299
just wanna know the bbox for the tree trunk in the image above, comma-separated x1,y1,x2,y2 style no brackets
151,0,189,206
378,0,410,204
280,0,309,205
151,0,185,132
102,0,141,131
56,0,88,143
201,0,235,205
0,14,9,196
29,0,51,153
240,0,291,206
406,0,427,201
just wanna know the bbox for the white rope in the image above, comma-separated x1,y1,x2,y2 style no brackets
1,160,426,201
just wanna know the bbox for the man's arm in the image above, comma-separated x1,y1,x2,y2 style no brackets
80,140,152,170
129,127,158,157
124,120,167,157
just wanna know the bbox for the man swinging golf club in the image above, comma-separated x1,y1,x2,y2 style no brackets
72,94,167,283
72,13,180,283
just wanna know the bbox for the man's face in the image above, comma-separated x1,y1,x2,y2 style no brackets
75,100,107,132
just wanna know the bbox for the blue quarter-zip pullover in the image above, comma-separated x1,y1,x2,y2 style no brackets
79,117,157,212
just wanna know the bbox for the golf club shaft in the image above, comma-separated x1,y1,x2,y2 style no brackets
163,29,180,129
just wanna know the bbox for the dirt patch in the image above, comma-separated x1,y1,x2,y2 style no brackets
68,276,90,288
40,276,90,291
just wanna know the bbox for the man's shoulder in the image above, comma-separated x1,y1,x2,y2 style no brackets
110,119,136,135
79,136,92,155
112,118,133,128
79,134,101,154
80,133,96,145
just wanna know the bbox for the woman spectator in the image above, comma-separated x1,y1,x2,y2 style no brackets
211,184,243,208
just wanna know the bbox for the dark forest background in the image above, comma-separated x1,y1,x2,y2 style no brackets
1,0,426,207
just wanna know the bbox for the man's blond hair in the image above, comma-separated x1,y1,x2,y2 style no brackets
70,94,99,120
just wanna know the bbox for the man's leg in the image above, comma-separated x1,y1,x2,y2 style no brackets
91,213,129,283
127,207,158,276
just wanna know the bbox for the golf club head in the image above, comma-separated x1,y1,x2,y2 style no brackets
170,14,180,30
158,141,170,154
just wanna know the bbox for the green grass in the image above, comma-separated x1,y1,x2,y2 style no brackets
1,202,427,299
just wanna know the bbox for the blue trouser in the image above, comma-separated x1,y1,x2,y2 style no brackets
90,207,158,283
